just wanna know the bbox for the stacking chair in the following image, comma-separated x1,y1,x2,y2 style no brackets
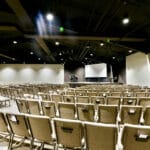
6,113,31,149
84,122,118,150
119,106,142,124
27,114,55,150
63,95,75,103
123,91,134,97
15,98,28,113
110,92,122,97
41,101,56,118
106,96,121,106
143,106,150,125
58,102,76,119
121,124,150,150
75,89,87,96
51,94,63,109
65,91,75,96
0,112,11,149
38,93,51,101
91,96,105,105
138,97,150,107
76,96,89,103
26,99,41,115
135,92,147,97
122,97,137,105
54,118,84,150
97,105,118,124
76,103,95,122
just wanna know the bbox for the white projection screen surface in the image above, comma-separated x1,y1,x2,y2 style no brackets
85,63,107,78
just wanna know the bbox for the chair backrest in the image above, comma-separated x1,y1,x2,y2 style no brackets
39,93,51,101
120,106,142,124
122,124,150,150
85,122,117,150
76,96,89,103
123,91,134,97
27,115,53,143
15,98,28,113
91,96,105,105
63,95,75,103
110,92,122,97
98,105,118,124
143,106,150,125
26,99,41,115
76,103,95,122
58,102,76,119
0,112,9,133
138,97,150,107
122,97,137,105
6,113,30,137
51,94,63,106
41,101,56,118
106,96,121,106
136,92,147,97
54,118,83,149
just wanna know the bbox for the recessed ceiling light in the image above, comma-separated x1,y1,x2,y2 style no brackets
12,58,15,61
46,13,54,21
55,41,60,46
128,50,133,53
60,58,63,61
112,57,115,59
90,53,93,56
86,46,90,49
13,40,17,44
59,52,62,56
38,58,41,60
122,18,129,24
30,52,34,55
85,57,88,60
100,43,104,46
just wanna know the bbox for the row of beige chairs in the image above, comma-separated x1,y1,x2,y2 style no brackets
50,95,150,106
24,94,150,106
1,112,150,150
65,90,150,97
15,98,150,125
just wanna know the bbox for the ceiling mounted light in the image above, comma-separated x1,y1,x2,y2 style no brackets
13,40,17,44
100,43,104,46
128,50,133,53
59,52,62,56
30,52,34,55
55,41,60,46
122,17,130,24
46,13,54,21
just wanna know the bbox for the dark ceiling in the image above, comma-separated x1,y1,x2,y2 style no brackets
0,0,150,69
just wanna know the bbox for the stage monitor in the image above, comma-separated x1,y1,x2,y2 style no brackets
85,63,107,78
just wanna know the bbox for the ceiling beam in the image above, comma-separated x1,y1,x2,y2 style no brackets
35,37,56,62
0,26,18,31
6,0,34,32
25,35,146,42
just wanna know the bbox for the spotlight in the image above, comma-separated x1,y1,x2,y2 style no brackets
122,18,130,24
13,41,17,44
55,41,60,46
100,43,104,46
46,13,54,21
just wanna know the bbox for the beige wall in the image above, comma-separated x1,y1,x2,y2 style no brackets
0,64,64,84
126,52,150,86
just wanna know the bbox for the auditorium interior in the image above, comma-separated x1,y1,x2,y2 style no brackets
0,0,150,150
